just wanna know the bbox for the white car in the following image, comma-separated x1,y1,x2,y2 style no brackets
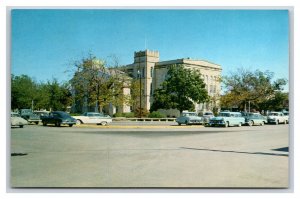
176,112,203,125
267,112,288,125
73,112,112,126
11,112,28,128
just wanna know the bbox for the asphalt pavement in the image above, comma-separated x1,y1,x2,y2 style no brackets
10,123,289,188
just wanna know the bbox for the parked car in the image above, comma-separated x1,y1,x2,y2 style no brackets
73,112,112,126
176,112,203,125
209,111,245,127
242,113,267,126
11,112,28,128
19,109,41,124
41,111,76,127
267,112,288,125
283,111,289,124
202,111,214,124
34,110,50,120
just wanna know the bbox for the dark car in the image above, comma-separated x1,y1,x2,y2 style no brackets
19,109,41,124
41,111,76,127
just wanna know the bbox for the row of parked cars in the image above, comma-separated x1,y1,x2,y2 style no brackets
11,109,112,128
175,110,289,127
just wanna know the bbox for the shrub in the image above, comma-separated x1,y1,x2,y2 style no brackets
113,112,123,117
148,111,166,118
122,112,135,118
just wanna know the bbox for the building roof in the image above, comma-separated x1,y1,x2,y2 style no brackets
155,58,221,70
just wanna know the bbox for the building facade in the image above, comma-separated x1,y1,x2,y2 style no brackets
122,50,222,115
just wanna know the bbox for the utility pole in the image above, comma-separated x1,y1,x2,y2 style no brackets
137,69,142,118
248,101,251,113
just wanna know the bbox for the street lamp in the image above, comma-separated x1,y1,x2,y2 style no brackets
137,70,142,118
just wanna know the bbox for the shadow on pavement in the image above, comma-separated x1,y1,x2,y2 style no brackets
181,147,289,157
272,147,289,152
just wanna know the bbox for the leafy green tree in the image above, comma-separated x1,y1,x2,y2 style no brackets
221,68,287,111
44,79,72,111
70,54,130,113
258,91,289,111
11,74,39,110
11,74,72,111
151,64,209,113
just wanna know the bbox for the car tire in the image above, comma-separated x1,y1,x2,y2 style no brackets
249,121,254,126
178,123,182,126
225,122,229,128
69,124,73,127
35,122,39,125
76,120,82,125
101,121,107,126
20,125,23,128
42,122,47,126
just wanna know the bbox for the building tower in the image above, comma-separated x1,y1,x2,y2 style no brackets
133,50,159,111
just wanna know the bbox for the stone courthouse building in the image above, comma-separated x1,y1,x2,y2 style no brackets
121,50,222,115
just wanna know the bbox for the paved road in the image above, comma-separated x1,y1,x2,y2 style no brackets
10,123,289,188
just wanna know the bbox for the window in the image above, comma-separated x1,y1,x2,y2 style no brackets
151,67,154,77
150,83,153,95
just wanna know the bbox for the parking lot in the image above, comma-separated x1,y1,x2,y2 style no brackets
10,123,289,188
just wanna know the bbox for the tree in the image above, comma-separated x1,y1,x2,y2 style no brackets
43,79,72,111
11,75,72,111
258,91,289,111
150,64,209,113
11,74,39,110
70,54,130,113
221,68,287,111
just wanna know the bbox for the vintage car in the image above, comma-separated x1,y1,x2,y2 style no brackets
176,112,203,125
19,109,41,124
267,112,288,125
11,112,28,128
41,111,76,127
242,113,267,126
202,111,214,124
33,110,50,120
73,112,112,126
209,111,245,127
283,111,289,124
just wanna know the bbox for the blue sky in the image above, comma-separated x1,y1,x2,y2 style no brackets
11,9,289,90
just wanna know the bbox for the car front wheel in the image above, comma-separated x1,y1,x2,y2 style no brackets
249,121,254,126
101,121,108,126
225,122,229,128
76,120,82,125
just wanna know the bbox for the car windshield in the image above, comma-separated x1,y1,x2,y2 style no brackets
182,113,197,116
204,112,213,116
87,113,104,117
218,112,230,117
56,112,70,117
11,113,20,117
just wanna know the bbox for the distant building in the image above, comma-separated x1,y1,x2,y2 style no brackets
121,50,222,116
72,50,222,116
